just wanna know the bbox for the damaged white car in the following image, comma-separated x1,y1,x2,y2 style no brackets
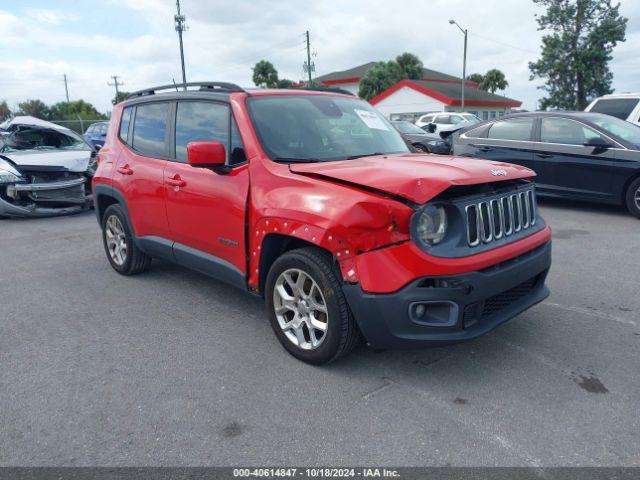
0,116,96,218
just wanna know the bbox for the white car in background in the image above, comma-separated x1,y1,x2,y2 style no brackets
585,93,640,126
415,112,481,135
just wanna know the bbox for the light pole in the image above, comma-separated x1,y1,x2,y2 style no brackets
449,19,467,112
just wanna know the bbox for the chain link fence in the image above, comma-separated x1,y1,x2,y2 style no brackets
49,118,108,134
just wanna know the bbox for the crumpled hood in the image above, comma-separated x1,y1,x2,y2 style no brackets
0,150,92,173
289,153,535,204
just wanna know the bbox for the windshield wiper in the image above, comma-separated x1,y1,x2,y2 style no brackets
273,157,320,163
346,152,385,160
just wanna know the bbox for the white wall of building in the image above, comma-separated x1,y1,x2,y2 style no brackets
371,86,446,118
323,81,514,120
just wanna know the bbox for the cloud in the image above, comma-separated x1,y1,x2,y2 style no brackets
0,0,637,113
25,8,79,25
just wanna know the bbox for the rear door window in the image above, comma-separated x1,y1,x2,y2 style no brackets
435,115,451,124
132,102,170,157
589,98,639,120
486,118,534,141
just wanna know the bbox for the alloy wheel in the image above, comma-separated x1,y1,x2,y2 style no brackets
635,186,640,210
105,215,127,266
273,268,328,350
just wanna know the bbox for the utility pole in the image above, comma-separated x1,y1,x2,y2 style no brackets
108,75,124,103
63,74,70,103
174,0,188,90
303,30,315,86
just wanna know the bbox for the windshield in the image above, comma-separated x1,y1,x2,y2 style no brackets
393,121,426,135
589,98,639,120
248,95,409,162
588,114,640,147
0,128,91,153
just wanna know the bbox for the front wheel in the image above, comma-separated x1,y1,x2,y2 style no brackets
101,204,152,275
625,178,640,218
412,143,429,153
265,247,360,364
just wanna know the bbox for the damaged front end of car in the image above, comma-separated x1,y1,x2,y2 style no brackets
0,119,96,218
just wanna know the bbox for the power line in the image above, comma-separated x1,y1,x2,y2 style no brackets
174,0,188,89
468,32,538,55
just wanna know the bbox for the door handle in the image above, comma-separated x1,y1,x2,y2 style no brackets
478,146,493,152
536,153,553,159
117,164,134,175
166,175,186,188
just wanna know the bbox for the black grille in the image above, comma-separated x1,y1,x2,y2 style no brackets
481,277,538,317
463,275,539,327
30,184,85,202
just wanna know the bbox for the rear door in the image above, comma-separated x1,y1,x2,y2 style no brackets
531,116,616,199
462,117,536,171
164,100,250,276
115,101,171,239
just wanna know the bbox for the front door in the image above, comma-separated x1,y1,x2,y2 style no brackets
163,100,250,275
532,117,615,200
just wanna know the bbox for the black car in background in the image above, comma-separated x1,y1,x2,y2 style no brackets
391,120,450,154
451,112,640,217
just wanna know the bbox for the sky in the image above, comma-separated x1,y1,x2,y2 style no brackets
0,0,638,115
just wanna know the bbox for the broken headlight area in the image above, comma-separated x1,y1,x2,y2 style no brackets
0,159,24,185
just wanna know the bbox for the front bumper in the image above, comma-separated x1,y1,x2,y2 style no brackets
343,241,551,348
0,178,91,218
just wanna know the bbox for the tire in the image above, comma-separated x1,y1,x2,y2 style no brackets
101,204,152,275
413,143,429,153
265,247,360,365
625,177,640,218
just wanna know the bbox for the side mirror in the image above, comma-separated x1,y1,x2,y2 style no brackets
426,123,437,133
583,137,612,151
187,141,226,168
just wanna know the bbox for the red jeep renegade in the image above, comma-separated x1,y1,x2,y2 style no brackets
93,82,551,364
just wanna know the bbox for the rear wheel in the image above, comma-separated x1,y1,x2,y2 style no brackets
265,247,360,364
101,204,152,275
625,177,640,218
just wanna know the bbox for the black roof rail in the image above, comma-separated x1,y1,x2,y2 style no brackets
126,82,245,99
299,87,355,96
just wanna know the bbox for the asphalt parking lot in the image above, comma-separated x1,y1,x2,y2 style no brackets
1,199,639,467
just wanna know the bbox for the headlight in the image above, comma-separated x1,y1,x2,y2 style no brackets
412,205,448,247
0,159,23,185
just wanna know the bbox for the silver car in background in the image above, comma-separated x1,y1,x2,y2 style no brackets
0,116,96,218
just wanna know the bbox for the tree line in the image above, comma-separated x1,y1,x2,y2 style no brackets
0,98,109,131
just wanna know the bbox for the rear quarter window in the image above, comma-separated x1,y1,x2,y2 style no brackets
132,103,170,157
119,107,132,143
486,118,534,141
589,98,639,120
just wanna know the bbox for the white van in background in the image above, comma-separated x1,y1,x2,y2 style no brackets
585,93,640,125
